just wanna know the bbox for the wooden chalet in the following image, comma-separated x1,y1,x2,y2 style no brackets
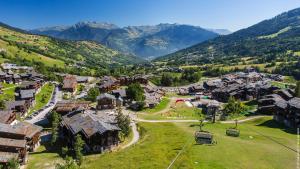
96,93,117,110
54,101,91,115
0,110,16,124
61,110,120,153
14,122,43,152
98,76,119,93
62,75,77,93
5,100,30,117
118,75,148,86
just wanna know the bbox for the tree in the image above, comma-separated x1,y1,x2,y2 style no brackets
223,97,246,116
126,83,145,101
295,81,300,97
161,73,173,86
51,111,61,145
0,99,5,110
74,134,84,166
116,107,131,139
86,87,99,102
55,156,79,169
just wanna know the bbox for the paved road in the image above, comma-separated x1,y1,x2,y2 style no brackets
25,86,62,124
121,122,139,149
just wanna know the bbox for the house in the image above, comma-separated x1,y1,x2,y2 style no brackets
15,89,36,105
0,121,42,165
111,89,127,99
14,122,43,152
76,76,91,83
96,93,117,110
62,75,77,93
0,110,16,124
0,71,6,82
13,74,21,84
98,76,119,93
19,81,41,91
61,110,120,153
54,101,91,115
5,100,30,117
118,75,148,86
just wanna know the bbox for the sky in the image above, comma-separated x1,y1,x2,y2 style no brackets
0,0,300,31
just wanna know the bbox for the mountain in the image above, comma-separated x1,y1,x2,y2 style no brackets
206,28,232,35
0,22,143,71
30,22,219,59
155,7,300,65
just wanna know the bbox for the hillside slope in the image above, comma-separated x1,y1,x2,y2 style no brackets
0,22,142,70
31,22,219,59
155,7,300,65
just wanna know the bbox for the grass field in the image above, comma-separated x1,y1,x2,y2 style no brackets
28,83,54,115
26,117,297,169
139,101,200,120
26,144,63,169
141,97,170,113
0,82,16,101
81,117,297,169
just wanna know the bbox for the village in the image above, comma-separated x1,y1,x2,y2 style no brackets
0,62,299,168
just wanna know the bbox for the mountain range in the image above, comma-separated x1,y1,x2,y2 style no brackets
30,22,229,59
0,22,142,73
155,7,300,64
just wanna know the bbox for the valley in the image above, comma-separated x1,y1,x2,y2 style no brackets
0,3,299,169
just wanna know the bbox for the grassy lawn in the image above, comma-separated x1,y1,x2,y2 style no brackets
139,102,200,120
141,97,170,113
26,145,63,169
28,83,54,115
0,82,16,101
25,117,297,169
80,117,297,169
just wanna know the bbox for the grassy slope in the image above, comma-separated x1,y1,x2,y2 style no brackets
0,25,142,69
28,83,54,115
26,117,297,169
81,117,296,169
0,82,16,101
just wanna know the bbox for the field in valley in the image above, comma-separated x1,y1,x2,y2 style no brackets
26,117,298,169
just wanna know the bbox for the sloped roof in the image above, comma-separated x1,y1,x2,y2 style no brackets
19,89,35,99
14,122,43,139
288,97,300,109
61,110,120,138
97,93,116,100
0,111,15,124
0,137,26,148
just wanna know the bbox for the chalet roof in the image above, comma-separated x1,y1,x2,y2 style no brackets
61,110,120,138
0,137,26,148
76,76,89,82
0,111,15,124
19,89,35,99
97,93,116,100
0,123,25,137
288,97,300,109
63,75,77,89
0,152,19,163
19,81,37,88
14,122,42,139
55,101,91,113
112,89,127,98
5,100,27,110
13,74,20,79
0,71,6,76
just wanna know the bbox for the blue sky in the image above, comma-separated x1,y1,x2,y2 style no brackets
0,0,300,31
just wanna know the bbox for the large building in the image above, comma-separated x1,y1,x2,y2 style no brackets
61,109,120,153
